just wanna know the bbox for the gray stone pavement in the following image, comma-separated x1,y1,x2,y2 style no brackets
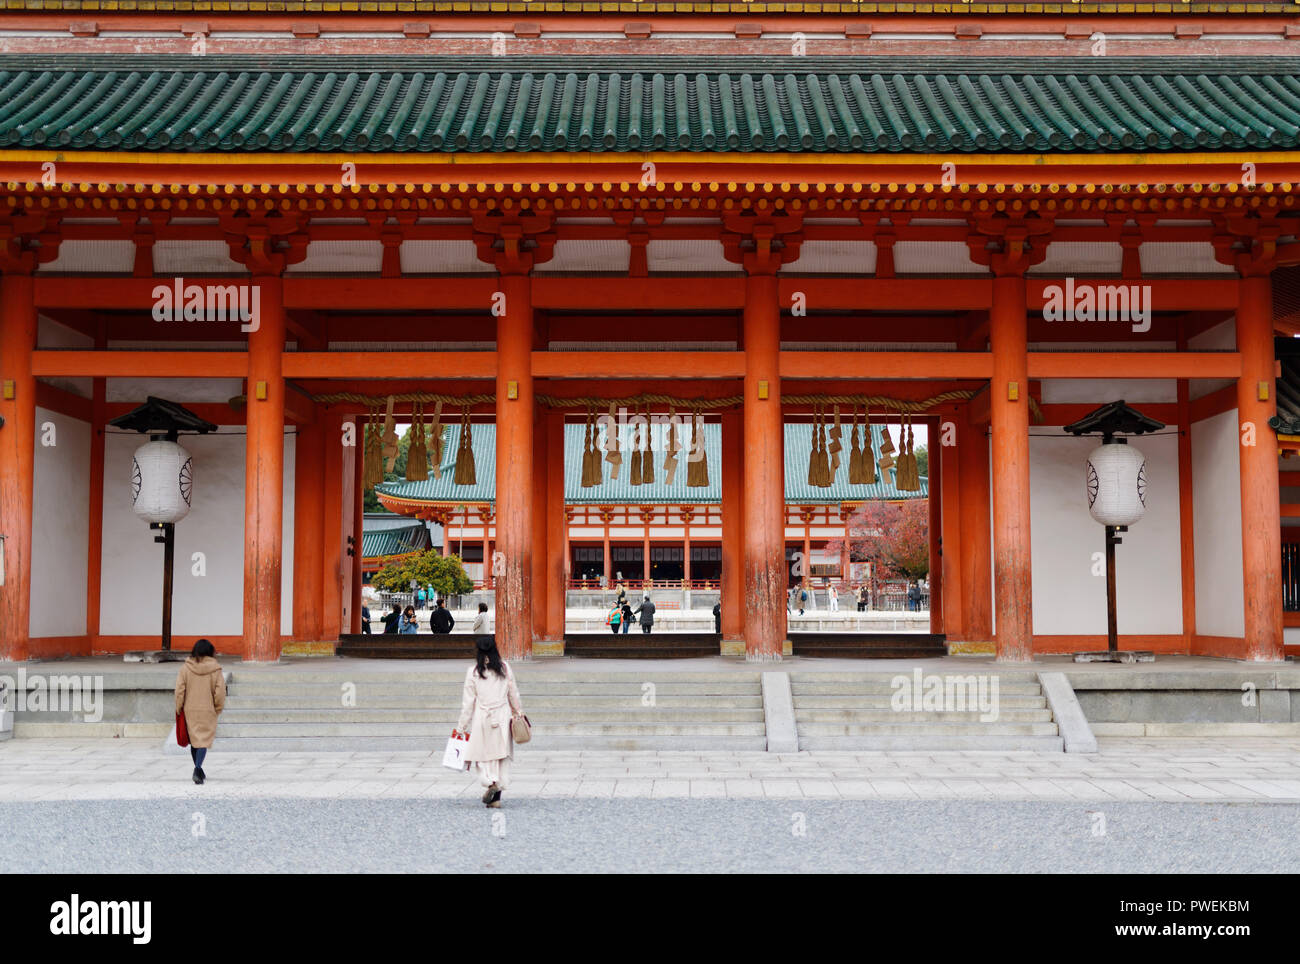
2,736,1299,803
2,798,1295,873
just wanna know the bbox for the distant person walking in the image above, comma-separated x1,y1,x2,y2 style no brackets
908,581,922,612
456,636,525,809
174,639,225,786
620,600,634,634
606,603,623,635
361,604,372,634
828,588,839,612
713,599,722,634
472,602,491,638
634,594,656,634
430,599,455,634
798,587,807,616
856,586,868,612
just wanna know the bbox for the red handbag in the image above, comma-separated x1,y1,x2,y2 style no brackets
175,710,190,747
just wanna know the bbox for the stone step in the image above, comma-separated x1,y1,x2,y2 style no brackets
214,721,767,738
793,709,1054,722
797,734,1065,751
229,681,763,697
224,694,764,710
796,721,1059,736
793,694,1048,709
789,681,1044,695
213,734,768,752
220,707,765,724
228,672,760,685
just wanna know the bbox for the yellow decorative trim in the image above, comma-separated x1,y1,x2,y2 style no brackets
281,639,337,656
533,639,565,657
948,639,995,655
4,149,1300,170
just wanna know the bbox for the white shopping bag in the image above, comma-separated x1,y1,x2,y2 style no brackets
442,731,471,771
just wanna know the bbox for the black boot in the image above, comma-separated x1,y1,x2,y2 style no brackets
192,767,203,785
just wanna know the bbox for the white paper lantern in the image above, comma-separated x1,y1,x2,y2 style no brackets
131,440,194,524
1085,442,1147,527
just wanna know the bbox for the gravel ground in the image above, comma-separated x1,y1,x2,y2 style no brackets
3,798,1295,873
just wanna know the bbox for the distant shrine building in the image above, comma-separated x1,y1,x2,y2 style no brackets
1,2,1299,663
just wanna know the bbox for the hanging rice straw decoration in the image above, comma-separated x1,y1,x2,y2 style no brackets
663,406,680,485
454,408,477,486
428,401,444,479
406,402,429,482
687,407,709,488
590,407,604,487
641,404,655,486
898,413,921,492
807,404,820,486
629,406,643,486
828,405,843,481
862,408,877,485
363,407,384,492
580,408,595,488
848,405,864,484
605,402,622,480
878,412,898,477
381,395,400,473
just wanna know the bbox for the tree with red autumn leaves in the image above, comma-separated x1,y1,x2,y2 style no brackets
825,499,930,584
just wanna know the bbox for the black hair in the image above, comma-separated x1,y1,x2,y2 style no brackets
191,638,215,659
478,602,488,613
474,636,505,679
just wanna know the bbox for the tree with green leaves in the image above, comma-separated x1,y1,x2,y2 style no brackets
371,550,474,598
363,423,413,513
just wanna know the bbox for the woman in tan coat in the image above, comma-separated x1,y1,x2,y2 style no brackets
456,636,523,808
174,638,226,785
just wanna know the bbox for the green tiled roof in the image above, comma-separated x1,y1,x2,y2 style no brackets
360,523,429,559
377,421,926,506
2,56,1298,153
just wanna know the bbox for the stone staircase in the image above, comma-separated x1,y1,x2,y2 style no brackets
216,669,767,751
790,671,1063,751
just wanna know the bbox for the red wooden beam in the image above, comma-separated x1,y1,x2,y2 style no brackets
1025,278,1238,312
779,278,992,311
531,276,747,311
532,351,745,379
1027,352,1240,379
283,277,500,311
1188,383,1239,423
31,350,249,378
283,352,497,379
34,380,93,421
780,351,992,380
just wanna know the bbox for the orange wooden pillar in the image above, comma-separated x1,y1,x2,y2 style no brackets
320,413,347,640
292,415,325,641
742,272,787,660
529,404,553,644
494,273,534,660
1175,327,1197,652
544,410,566,645
927,429,944,634
86,321,107,651
721,408,744,642
1237,275,1284,660
959,408,993,642
989,276,1033,661
939,419,964,639
242,274,286,661
0,270,36,661
350,414,363,633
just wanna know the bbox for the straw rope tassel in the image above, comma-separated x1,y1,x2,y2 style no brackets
454,408,476,486
429,401,444,479
382,395,399,473
363,408,383,491
605,402,622,480
878,415,897,478
663,406,679,485
807,404,819,486
641,404,655,486
687,408,709,488
628,407,643,486
406,402,429,482
828,404,842,481
861,410,877,485
847,405,862,484
817,406,832,487
581,409,595,488
590,407,604,487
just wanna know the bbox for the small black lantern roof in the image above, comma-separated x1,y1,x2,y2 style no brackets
1063,400,1165,444
108,396,218,441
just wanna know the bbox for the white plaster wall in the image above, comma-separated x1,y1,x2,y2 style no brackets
1188,318,1237,401
29,407,90,638
1192,409,1244,638
1030,430,1183,635
99,430,296,637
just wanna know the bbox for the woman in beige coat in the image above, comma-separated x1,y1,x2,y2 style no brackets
456,636,523,808
174,639,226,785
